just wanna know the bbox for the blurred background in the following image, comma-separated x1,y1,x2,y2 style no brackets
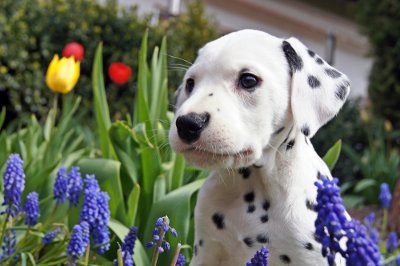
0,0,399,209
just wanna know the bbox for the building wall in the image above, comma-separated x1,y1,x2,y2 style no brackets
117,0,372,98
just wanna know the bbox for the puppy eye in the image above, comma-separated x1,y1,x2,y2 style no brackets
186,78,195,94
239,73,259,90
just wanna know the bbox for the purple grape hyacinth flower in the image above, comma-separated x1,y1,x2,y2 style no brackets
387,232,398,254
121,226,138,256
42,228,62,245
176,253,186,266
314,177,383,266
379,183,392,209
2,154,25,218
23,192,40,226
67,222,90,264
53,166,68,204
122,250,134,266
92,191,111,254
67,166,83,207
246,246,269,266
80,175,100,226
145,216,178,260
0,229,17,261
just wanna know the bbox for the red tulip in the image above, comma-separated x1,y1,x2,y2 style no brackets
108,63,132,85
62,42,84,61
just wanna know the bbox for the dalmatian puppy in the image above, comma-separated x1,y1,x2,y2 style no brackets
169,29,350,266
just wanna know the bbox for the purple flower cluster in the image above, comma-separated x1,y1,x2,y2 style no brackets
121,226,138,258
42,228,62,245
246,246,269,266
176,253,186,266
145,216,177,253
67,221,90,265
80,175,111,254
387,232,398,254
121,250,134,266
314,177,383,266
0,229,17,261
53,167,68,204
2,154,25,218
379,183,392,209
67,166,83,207
23,192,40,226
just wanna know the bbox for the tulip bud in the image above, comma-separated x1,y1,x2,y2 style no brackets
108,63,132,85
46,55,80,94
62,42,84,61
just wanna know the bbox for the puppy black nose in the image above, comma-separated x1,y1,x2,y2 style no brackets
176,112,210,144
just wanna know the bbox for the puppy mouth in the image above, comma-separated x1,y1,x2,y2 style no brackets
184,147,253,158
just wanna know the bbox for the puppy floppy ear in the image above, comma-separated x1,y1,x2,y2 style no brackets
282,37,350,138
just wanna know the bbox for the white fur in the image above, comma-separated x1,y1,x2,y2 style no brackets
169,29,350,266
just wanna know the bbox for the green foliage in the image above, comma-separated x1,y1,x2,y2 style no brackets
356,0,400,127
322,139,342,171
340,117,400,207
88,35,205,264
0,0,218,126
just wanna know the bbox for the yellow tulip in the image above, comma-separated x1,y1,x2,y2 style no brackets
46,54,80,94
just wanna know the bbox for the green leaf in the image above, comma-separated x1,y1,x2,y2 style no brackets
144,179,205,264
43,108,56,141
153,175,166,203
342,195,365,208
354,179,377,193
0,106,5,130
92,43,115,159
127,183,140,227
323,139,342,171
78,158,126,224
109,121,139,183
108,218,150,266
169,153,186,191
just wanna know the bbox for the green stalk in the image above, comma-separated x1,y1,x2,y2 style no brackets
170,243,182,266
0,213,10,251
84,244,90,266
381,208,388,239
151,216,169,266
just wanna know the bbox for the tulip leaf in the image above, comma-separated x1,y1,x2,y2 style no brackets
92,43,115,159
323,139,342,171
126,183,140,227
144,179,205,265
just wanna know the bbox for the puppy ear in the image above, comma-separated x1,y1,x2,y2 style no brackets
282,37,350,138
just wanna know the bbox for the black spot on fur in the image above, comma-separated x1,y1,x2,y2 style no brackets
244,192,255,203
308,50,315,57
280,254,291,264
243,237,254,247
194,244,198,256
208,93,213,96
308,75,321,88
247,204,256,213
301,125,310,136
274,126,285,135
305,242,314,250
282,41,303,75
260,214,269,223
199,239,203,246
262,200,270,211
286,139,295,150
239,167,251,179
212,213,225,229
325,68,342,78
305,136,308,145
306,199,316,211
316,57,324,64
256,234,269,244
336,84,347,100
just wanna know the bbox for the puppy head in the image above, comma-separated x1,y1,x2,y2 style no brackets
169,29,350,170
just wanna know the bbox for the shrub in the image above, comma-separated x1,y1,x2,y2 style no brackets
0,0,218,126
356,0,400,127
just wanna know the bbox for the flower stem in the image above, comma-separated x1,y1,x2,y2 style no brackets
151,216,169,266
170,243,182,266
381,208,388,239
84,244,90,266
0,213,10,250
